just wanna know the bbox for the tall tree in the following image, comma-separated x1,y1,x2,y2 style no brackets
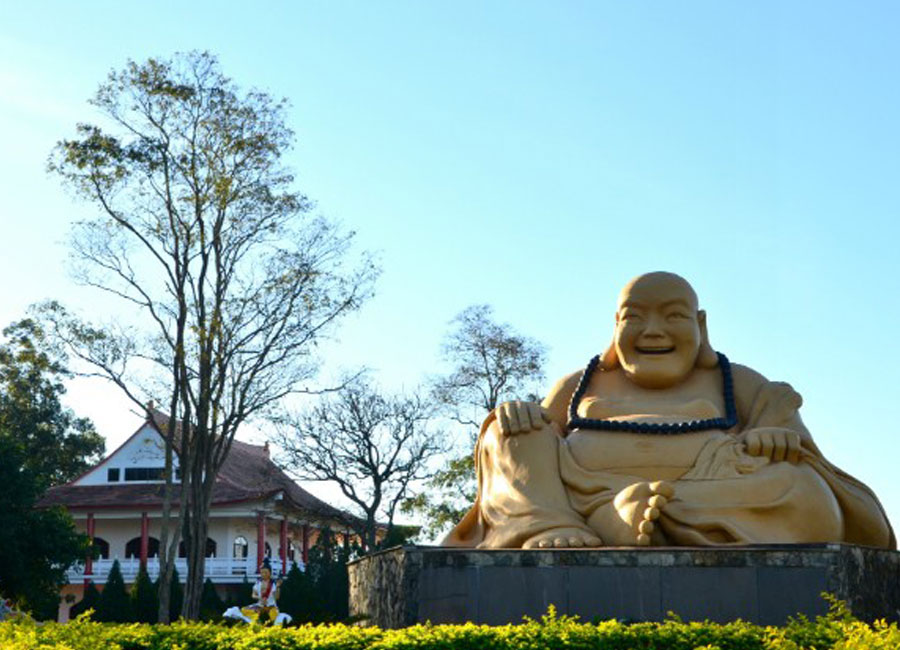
275,380,446,551
405,304,547,538
0,319,104,489
0,435,92,620
47,51,376,620
0,319,101,619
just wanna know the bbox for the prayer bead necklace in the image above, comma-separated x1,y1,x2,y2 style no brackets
567,351,738,434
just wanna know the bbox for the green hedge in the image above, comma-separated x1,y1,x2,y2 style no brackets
2,603,899,650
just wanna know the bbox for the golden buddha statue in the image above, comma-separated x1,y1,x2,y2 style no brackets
443,272,894,549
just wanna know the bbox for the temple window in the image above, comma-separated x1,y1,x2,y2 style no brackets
124,467,166,481
125,536,160,558
178,538,217,558
93,536,110,559
233,536,248,559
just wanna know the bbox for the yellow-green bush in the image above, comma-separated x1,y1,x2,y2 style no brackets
1,605,897,650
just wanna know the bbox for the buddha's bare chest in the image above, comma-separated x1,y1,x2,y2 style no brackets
564,371,727,478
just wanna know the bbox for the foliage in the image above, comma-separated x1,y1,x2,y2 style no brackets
405,304,547,539
0,319,104,490
276,381,446,551
47,50,377,620
131,565,158,624
95,560,131,623
4,600,900,650
0,435,91,620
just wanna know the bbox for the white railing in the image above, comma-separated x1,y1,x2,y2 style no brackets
67,556,304,584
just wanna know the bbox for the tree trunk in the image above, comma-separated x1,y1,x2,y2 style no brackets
181,466,214,619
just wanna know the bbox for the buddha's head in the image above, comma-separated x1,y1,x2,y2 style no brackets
602,272,718,388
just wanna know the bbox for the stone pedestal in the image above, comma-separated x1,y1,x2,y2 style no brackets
348,544,900,628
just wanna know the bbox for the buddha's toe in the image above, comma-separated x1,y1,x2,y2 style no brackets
524,527,603,549
650,480,675,499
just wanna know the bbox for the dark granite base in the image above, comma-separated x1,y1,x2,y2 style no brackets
347,544,900,628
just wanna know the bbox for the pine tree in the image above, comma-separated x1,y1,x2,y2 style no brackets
305,528,350,621
69,581,100,619
167,566,184,622
198,579,224,621
226,575,254,610
130,565,158,623
96,560,132,622
278,562,316,623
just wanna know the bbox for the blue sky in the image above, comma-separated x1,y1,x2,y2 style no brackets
2,1,900,530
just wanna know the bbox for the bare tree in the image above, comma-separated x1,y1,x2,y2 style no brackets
432,304,546,426
275,381,446,551
405,304,546,538
45,52,376,620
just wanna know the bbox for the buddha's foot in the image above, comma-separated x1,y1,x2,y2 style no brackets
588,480,675,546
522,527,603,549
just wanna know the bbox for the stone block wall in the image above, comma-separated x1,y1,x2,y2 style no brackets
348,544,900,628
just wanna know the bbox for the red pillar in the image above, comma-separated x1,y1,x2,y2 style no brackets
84,513,95,586
301,523,309,566
140,512,149,568
279,518,288,573
256,512,265,572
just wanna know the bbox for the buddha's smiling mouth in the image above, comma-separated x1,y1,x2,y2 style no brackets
636,346,675,355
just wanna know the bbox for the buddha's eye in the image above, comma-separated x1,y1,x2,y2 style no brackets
621,311,643,321
666,312,689,321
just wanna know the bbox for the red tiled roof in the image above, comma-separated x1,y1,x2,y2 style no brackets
38,412,355,526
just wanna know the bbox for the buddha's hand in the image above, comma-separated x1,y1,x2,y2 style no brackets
496,401,551,436
740,427,802,463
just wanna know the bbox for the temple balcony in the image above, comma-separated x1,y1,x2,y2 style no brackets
66,556,303,585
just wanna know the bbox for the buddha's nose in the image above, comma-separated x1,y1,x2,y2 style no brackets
643,314,665,337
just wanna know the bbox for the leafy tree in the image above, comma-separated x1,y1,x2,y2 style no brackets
47,51,376,620
69,581,100,619
95,560,131,622
405,305,547,538
276,380,446,551
0,319,104,490
130,565,158,623
198,579,223,621
0,434,92,620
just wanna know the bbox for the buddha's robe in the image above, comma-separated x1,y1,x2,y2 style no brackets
443,381,894,549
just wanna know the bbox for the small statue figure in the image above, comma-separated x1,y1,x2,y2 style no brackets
443,272,894,549
0,597,23,622
223,558,292,625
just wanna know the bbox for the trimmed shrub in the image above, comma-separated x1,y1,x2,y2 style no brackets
2,599,897,650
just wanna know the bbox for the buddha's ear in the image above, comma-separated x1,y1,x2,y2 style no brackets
600,313,620,370
696,309,719,369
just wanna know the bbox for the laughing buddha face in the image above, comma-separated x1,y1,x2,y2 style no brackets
613,272,708,389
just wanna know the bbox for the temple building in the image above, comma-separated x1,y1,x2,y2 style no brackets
38,409,361,621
